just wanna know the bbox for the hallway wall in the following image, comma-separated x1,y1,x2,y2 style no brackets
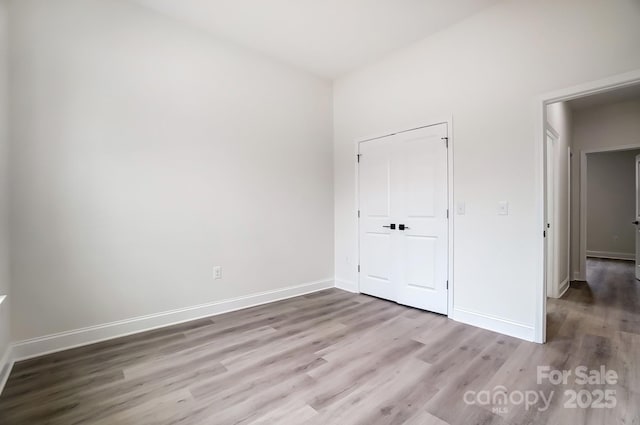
571,98,640,278
586,150,640,259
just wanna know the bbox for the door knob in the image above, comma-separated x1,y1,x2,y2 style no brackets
634,221,639,225
383,224,396,230
399,224,410,231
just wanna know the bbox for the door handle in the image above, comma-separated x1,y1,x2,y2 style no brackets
399,224,410,231
383,224,396,230
634,221,639,225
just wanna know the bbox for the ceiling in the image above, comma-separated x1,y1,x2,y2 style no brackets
568,83,640,110
133,0,501,79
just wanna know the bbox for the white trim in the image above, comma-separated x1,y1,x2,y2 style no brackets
11,279,333,362
334,279,359,293
535,87,547,344
573,271,586,282
535,69,640,344
567,146,572,293
0,344,14,396
537,70,640,105
587,250,635,261
447,119,455,317
545,128,558,301
452,307,535,342
354,136,361,292
580,151,588,285
579,144,640,280
354,116,452,146
354,116,454,317
545,125,560,139
581,144,640,155
554,277,570,299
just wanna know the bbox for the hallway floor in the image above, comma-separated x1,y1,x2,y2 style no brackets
542,258,640,424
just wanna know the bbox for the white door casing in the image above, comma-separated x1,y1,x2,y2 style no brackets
545,130,556,298
358,124,449,314
536,70,640,344
635,154,640,280
567,147,572,292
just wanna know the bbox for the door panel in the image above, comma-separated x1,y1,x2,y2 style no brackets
405,235,437,290
358,139,396,301
361,159,391,217
358,123,448,314
395,125,449,314
405,148,437,218
363,233,392,281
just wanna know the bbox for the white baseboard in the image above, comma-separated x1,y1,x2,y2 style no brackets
452,307,535,342
0,344,14,396
586,250,634,261
11,279,334,362
335,279,358,293
573,271,586,282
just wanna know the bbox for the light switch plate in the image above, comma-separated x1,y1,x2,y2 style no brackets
213,266,222,280
456,202,466,215
498,201,509,215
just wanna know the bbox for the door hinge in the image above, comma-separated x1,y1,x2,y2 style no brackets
357,210,360,218
442,137,449,148
357,265,360,273
357,154,361,163
446,209,449,219
543,230,546,238
446,280,449,290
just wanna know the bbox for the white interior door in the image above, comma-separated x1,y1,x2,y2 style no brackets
358,124,449,314
358,138,396,301
545,132,556,296
635,154,640,280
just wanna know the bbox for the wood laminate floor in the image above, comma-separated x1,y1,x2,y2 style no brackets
0,258,639,424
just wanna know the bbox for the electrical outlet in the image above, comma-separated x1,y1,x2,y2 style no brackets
213,266,222,280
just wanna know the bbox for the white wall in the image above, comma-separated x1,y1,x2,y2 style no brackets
546,102,572,297
9,0,334,341
334,0,640,340
586,150,640,259
0,0,11,368
571,98,640,277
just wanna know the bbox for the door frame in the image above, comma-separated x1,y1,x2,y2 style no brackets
566,145,572,295
636,154,640,281
535,69,640,343
354,116,454,317
580,144,640,266
544,127,572,300
544,126,559,299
